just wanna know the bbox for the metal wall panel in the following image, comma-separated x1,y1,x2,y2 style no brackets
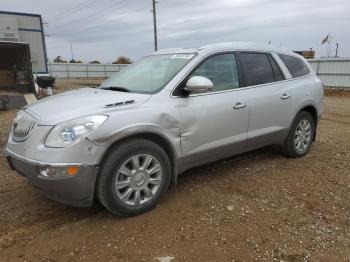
48,63,129,79
67,64,84,71
87,65,105,71
16,15,41,30
308,58,350,88
49,60,350,88
19,30,46,73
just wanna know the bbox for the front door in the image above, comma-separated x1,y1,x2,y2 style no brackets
177,53,249,170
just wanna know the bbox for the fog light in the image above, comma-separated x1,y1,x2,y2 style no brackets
39,165,79,178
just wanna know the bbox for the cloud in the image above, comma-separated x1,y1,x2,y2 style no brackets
2,0,350,62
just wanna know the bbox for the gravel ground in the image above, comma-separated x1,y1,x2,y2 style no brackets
0,84,349,261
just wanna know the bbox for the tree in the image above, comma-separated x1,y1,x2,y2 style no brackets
113,56,132,64
53,56,67,63
53,56,62,63
89,60,101,64
69,59,83,63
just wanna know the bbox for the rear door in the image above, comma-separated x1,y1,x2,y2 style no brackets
237,52,296,150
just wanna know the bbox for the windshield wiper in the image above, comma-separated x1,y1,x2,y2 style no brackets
100,86,131,92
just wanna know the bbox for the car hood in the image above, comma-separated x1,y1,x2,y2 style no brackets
25,88,151,125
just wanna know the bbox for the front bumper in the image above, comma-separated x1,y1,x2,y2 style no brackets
5,149,99,207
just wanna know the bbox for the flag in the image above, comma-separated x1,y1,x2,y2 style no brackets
321,34,330,44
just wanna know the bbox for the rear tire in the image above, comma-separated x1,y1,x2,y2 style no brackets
96,139,171,217
283,111,315,158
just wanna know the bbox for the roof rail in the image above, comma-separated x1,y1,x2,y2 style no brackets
156,48,185,53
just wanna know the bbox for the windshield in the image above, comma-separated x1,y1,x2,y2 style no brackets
99,53,195,94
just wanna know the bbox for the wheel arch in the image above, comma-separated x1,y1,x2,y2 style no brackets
98,131,179,186
300,105,318,124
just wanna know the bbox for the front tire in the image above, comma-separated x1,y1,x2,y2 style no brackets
283,111,315,158
96,139,171,217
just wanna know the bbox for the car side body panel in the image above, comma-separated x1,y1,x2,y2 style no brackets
5,42,324,207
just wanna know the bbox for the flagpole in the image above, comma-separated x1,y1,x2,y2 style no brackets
328,36,332,57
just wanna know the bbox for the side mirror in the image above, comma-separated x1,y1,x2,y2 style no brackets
184,76,213,94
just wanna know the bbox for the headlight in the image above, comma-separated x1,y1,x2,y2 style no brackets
45,115,108,148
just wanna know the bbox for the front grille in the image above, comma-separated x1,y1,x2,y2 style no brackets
12,111,36,142
4,33,16,38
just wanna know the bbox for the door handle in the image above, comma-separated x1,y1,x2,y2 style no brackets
233,102,246,109
280,93,291,100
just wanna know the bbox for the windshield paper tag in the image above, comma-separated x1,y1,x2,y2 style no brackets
171,54,194,59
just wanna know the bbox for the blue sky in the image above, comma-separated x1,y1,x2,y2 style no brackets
2,0,350,62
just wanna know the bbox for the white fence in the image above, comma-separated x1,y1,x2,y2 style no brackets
308,58,350,89
48,58,350,89
48,63,128,78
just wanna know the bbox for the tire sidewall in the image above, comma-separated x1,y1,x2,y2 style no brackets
98,140,171,216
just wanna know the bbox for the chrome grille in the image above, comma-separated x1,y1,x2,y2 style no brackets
12,111,36,141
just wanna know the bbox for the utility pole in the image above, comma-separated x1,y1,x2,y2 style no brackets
151,0,158,51
69,40,74,61
308,47,313,59
335,42,339,57
42,22,50,37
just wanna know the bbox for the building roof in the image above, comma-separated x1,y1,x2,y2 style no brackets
0,10,41,17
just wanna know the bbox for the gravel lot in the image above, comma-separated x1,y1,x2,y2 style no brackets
0,83,349,261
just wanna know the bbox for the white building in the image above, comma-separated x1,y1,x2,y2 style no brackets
0,11,48,74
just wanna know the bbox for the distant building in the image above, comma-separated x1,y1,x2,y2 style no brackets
293,50,315,59
0,11,48,74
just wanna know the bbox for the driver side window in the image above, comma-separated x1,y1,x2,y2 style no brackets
190,53,240,92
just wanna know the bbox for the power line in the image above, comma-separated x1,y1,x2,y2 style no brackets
46,1,159,56
49,0,131,33
78,1,146,28
79,8,149,32
50,0,96,22
49,1,149,36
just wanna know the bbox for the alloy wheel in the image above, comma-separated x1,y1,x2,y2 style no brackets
294,119,312,153
114,154,163,206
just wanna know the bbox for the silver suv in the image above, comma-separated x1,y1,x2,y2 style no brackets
5,42,323,216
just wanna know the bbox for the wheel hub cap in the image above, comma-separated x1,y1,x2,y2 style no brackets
294,119,312,153
114,154,163,207
133,172,147,186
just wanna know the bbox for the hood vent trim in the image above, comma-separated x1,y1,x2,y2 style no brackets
104,99,135,108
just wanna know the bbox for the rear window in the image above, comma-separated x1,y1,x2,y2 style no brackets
278,54,310,78
239,53,275,86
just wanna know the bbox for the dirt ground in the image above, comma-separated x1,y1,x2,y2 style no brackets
0,83,350,261
53,78,103,93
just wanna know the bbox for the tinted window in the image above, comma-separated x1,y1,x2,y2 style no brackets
268,56,284,81
239,53,275,86
190,54,240,92
278,54,310,78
